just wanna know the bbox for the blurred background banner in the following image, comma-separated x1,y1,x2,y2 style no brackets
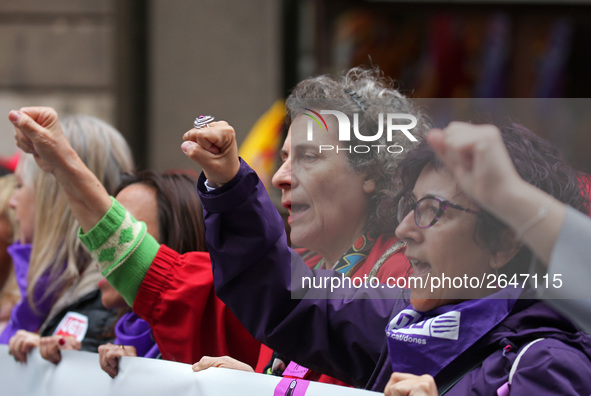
0,345,381,396
1,0,590,174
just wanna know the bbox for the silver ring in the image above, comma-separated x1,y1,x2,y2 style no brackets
193,115,215,129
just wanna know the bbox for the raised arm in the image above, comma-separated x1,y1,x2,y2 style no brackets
426,122,567,266
10,107,111,232
427,123,591,332
9,107,157,306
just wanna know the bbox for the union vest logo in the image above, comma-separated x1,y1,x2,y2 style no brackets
386,309,461,341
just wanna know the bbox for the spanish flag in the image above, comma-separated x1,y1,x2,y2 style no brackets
239,100,286,190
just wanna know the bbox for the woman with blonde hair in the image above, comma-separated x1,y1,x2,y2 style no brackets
3,114,134,360
0,173,19,332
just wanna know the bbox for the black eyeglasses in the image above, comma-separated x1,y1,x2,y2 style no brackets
397,194,479,229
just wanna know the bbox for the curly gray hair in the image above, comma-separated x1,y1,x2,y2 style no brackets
285,66,430,234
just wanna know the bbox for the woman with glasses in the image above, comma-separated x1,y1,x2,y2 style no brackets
11,106,591,394
384,122,591,394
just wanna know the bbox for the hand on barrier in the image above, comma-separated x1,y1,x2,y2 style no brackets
383,372,437,396
8,330,40,363
192,355,254,373
98,343,138,378
181,120,240,187
39,335,81,364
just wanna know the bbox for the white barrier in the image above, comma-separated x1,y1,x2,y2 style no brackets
0,345,381,396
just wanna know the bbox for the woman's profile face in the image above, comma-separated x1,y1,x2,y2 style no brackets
272,113,375,260
395,165,496,312
98,278,126,309
9,163,35,244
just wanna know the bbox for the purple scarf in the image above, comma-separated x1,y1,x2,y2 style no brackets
385,287,521,377
114,311,160,358
0,243,59,343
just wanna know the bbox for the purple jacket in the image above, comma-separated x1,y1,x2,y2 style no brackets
0,243,57,343
198,160,591,394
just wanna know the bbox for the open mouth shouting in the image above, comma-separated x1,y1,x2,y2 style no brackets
283,201,311,225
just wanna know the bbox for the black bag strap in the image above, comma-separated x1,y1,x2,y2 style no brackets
435,343,498,395
435,336,547,395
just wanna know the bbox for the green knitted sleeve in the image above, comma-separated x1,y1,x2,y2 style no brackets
78,197,160,306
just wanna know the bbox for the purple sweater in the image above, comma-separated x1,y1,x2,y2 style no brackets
198,160,591,394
